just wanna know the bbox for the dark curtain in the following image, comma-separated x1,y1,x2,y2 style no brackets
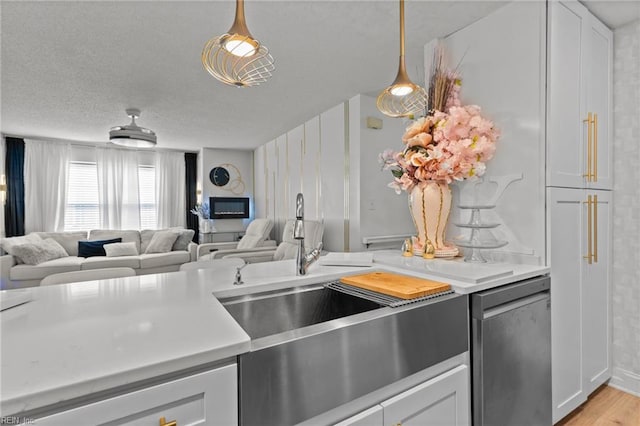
4,137,25,237
185,152,199,242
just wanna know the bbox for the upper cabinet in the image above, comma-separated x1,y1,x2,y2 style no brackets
547,0,613,189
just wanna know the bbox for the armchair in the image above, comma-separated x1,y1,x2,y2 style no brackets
220,220,324,264
197,218,275,260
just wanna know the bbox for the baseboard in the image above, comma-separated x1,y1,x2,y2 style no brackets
609,367,640,397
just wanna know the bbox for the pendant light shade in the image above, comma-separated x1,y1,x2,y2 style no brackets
109,109,157,148
202,0,275,88
377,0,427,118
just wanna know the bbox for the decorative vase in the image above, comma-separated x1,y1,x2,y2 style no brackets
408,182,458,258
199,218,216,233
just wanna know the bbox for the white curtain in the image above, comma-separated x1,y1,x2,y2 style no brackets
24,139,71,233
96,147,140,230
155,151,185,228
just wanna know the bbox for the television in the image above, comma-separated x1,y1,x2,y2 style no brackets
210,197,250,219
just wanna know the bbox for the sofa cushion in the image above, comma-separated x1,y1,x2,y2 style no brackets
34,231,87,256
81,256,140,270
11,238,69,265
145,231,178,254
10,256,84,281
104,242,138,257
78,238,122,258
170,228,196,251
139,251,190,269
140,229,157,254
1,234,43,264
89,230,141,252
237,219,273,249
141,229,195,253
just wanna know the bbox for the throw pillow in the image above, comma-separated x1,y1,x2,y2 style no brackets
11,238,68,265
145,231,179,254
171,228,196,251
1,234,43,264
78,238,123,258
103,242,138,257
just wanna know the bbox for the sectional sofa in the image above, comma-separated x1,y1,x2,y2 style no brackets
0,229,197,289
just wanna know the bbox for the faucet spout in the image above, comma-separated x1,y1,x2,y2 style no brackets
293,193,321,275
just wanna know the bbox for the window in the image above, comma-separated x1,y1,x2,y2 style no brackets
65,162,100,231
138,165,156,229
64,161,157,230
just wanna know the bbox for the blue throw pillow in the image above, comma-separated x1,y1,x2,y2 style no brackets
78,238,123,258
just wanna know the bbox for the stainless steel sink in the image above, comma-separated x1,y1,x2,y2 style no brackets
220,283,468,426
221,285,383,340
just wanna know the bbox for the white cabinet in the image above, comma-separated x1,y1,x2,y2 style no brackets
335,365,470,426
382,365,469,426
37,364,237,425
334,406,384,426
547,0,612,190
548,188,611,423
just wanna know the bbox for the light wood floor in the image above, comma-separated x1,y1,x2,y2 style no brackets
557,385,640,426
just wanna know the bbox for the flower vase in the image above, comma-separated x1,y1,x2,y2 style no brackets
408,182,458,258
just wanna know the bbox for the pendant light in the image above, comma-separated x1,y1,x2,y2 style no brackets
202,0,275,88
109,109,157,148
377,0,427,118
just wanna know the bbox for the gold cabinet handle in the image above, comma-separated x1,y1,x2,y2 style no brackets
583,195,592,264
583,112,593,182
593,194,598,263
593,113,598,182
159,417,177,426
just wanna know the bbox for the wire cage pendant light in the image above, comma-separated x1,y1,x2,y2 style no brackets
377,0,427,118
202,0,275,88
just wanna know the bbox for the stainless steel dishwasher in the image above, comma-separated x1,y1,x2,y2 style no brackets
471,275,551,426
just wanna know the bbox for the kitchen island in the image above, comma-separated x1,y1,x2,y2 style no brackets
0,253,548,424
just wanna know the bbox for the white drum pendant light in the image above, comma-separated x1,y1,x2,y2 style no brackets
202,0,275,88
377,0,427,118
109,109,157,148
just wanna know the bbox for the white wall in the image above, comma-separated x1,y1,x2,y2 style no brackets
199,148,254,233
254,104,348,251
611,19,640,395
349,95,415,251
440,1,547,264
253,95,414,252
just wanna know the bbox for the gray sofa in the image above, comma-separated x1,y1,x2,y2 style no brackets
1,229,197,289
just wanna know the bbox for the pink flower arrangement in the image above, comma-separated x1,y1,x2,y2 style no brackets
380,62,499,194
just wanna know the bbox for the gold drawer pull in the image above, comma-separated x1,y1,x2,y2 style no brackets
583,195,592,264
593,194,598,263
583,113,592,182
593,113,598,182
159,417,177,426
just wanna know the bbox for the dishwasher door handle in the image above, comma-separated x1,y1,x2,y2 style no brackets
482,292,549,320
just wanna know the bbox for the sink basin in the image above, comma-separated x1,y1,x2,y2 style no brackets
219,283,469,426
221,285,382,340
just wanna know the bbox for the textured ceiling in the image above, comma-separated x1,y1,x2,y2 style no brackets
2,1,636,152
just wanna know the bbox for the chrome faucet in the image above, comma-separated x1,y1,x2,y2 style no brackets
293,193,322,276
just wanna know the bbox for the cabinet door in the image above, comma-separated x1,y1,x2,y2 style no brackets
548,188,587,423
334,406,383,426
582,190,611,392
37,364,237,425
585,17,613,190
547,1,588,188
381,365,469,426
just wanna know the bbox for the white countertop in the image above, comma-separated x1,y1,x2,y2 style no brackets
0,255,549,416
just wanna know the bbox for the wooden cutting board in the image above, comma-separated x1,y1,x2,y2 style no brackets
340,272,451,300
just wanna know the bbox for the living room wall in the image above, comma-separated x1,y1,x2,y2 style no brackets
199,148,254,236
253,94,413,252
